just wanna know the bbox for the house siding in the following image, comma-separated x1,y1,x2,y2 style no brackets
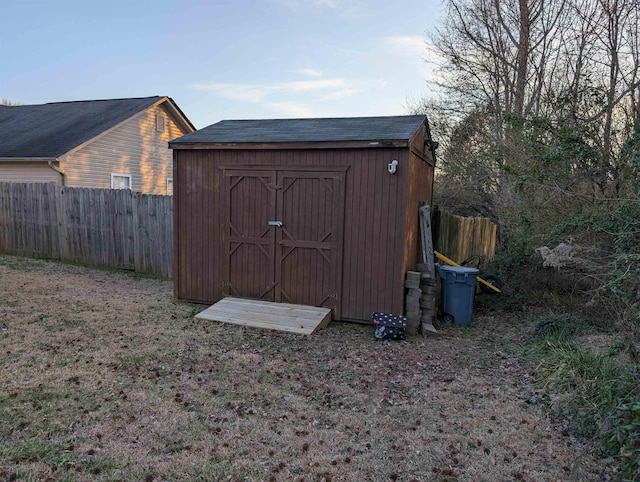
0,162,61,184
60,102,187,194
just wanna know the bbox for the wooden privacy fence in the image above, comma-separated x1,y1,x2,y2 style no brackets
434,209,497,267
0,183,172,278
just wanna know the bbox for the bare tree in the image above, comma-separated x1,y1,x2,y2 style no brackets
430,0,569,128
426,0,640,199
1,99,23,106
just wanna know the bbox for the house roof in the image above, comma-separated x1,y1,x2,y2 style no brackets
169,115,427,147
0,96,194,158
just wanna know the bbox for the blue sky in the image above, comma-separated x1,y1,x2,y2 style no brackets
1,0,443,129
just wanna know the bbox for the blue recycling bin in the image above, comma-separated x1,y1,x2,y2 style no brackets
437,264,479,325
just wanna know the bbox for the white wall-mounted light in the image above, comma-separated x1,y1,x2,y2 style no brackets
388,159,398,174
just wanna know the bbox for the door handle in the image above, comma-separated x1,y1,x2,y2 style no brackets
268,221,283,227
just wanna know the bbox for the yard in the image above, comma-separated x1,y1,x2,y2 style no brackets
0,254,616,481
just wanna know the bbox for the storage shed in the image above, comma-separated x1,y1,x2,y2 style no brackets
169,115,436,322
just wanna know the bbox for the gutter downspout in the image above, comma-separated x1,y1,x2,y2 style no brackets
48,159,65,186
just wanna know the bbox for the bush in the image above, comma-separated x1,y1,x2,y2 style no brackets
519,314,639,478
612,399,640,480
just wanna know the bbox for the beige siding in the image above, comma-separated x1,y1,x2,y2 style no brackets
60,102,189,194
0,162,61,184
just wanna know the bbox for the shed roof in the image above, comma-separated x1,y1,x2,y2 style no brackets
0,96,193,158
170,115,427,147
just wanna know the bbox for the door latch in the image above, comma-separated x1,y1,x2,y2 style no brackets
268,221,283,227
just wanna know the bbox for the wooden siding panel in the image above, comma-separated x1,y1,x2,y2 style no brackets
194,155,204,300
375,149,391,314
62,104,190,194
391,152,407,313
342,149,357,320
403,148,434,274
189,156,198,300
173,150,183,297
194,156,204,301
174,150,221,302
356,149,371,318
211,151,222,302
205,151,215,303
0,162,61,184
176,153,191,298
379,151,394,312
368,149,381,313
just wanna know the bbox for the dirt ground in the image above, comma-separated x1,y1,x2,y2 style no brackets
0,254,619,481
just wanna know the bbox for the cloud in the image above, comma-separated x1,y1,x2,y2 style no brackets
318,88,360,101
314,0,340,6
275,0,340,9
266,102,315,117
188,76,359,118
384,35,428,58
189,78,349,99
188,82,269,102
383,35,443,68
295,68,323,78
274,0,371,18
280,78,347,92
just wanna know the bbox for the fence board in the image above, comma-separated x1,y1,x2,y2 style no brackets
434,209,497,267
0,183,172,278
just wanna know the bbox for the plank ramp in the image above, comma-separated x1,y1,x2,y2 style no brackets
195,297,332,335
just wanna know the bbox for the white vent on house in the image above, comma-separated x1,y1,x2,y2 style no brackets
156,113,165,132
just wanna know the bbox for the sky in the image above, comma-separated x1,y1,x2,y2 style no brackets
1,0,444,129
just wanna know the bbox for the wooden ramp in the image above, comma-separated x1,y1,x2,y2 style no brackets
195,297,332,335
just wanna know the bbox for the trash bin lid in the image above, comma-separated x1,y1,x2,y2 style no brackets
438,265,479,275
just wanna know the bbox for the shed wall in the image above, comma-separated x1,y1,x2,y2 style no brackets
174,147,417,321
403,129,435,271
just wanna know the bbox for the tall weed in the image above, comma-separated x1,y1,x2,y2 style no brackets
521,314,639,479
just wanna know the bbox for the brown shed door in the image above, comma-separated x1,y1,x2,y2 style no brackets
222,170,277,300
222,169,345,317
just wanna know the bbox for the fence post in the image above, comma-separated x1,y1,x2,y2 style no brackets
132,191,140,273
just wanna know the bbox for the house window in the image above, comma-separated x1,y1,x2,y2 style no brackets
156,113,165,132
166,177,174,195
111,173,132,190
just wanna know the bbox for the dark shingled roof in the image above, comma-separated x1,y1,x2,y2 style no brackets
170,115,427,145
0,96,164,158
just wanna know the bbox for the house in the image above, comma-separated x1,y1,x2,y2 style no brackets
169,115,436,322
0,96,195,194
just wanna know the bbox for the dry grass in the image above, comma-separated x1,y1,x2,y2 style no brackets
0,254,614,481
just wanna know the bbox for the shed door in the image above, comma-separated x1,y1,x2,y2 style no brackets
222,169,345,318
222,170,277,301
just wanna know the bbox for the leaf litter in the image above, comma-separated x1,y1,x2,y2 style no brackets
0,254,618,481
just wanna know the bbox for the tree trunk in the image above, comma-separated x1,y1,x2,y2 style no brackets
514,0,530,118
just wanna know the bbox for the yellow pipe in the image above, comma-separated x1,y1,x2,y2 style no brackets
434,251,501,293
